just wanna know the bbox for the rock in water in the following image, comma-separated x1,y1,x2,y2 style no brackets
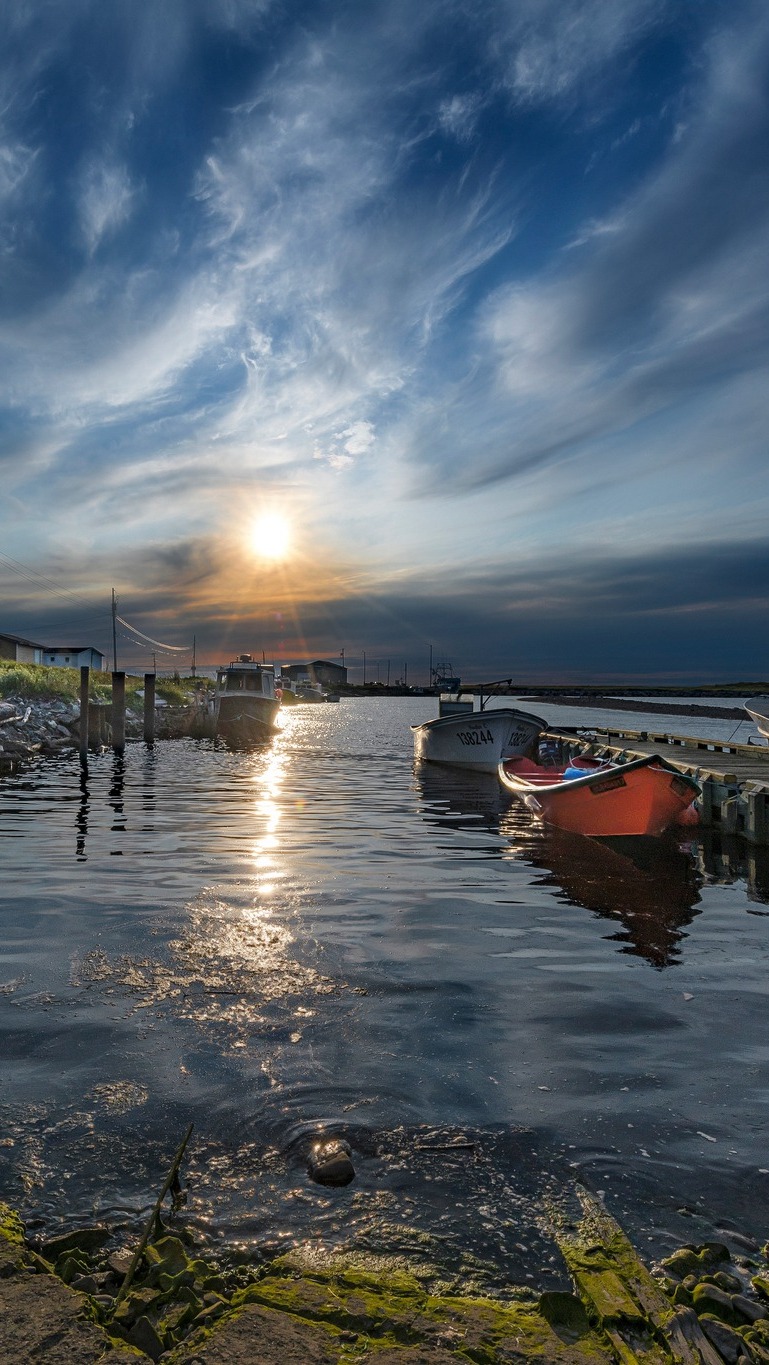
307,1137,355,1186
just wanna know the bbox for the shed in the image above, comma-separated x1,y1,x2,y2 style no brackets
0,632,45,664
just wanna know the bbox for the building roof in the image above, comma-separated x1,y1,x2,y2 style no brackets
46,646,105,654
0,631,46,648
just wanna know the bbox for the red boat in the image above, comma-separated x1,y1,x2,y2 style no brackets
497,752,700,838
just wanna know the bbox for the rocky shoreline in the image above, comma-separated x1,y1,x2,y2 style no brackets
0,695,212,770
4,1186,769,1362
0,696,82,767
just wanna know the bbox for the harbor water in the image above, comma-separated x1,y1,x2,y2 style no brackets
1,697,769,1287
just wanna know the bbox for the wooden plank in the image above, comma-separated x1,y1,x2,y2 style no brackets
554,1189,727,1363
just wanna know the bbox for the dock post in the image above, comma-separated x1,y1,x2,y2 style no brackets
111,671,126,753
143,673,156,744
744,783,769,846
79,665,89,759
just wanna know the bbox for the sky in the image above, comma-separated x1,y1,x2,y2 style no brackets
1,0,768,684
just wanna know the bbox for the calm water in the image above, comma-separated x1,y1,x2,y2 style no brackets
2,697,769,1287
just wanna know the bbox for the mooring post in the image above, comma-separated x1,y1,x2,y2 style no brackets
111,671,126,752
143,672,156,744
79,665,90,759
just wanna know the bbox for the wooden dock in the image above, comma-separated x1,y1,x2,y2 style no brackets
548,725,769,845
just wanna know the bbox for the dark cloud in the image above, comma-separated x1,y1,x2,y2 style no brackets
5,536,766,682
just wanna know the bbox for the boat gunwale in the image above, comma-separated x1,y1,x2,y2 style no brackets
411,706,546,734
498,751,701,798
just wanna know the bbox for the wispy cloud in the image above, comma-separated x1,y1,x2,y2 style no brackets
488,0,665,104
79,160,136,254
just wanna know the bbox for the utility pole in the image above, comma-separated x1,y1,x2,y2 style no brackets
404,660,408,687
387,660,390,687
111,588,118,672
429,643,433,688
363,650,366,686
192,635,196,678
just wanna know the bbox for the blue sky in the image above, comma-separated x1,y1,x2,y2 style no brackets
1,0,767,682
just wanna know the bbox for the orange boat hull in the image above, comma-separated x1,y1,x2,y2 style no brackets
498,756,700,838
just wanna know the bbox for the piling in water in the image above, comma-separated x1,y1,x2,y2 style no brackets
143,673,156,744
78,665,89,759
111,671,125,752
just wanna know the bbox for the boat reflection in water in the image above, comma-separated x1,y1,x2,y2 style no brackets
414,763,505,837
416,766,703,968
501,814,703,968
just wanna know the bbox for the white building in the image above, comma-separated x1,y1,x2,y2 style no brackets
43,646,107,671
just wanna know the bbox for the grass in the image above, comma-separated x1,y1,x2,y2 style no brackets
0,662,212,706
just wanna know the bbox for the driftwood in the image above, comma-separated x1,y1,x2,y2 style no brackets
113,1122,194,1307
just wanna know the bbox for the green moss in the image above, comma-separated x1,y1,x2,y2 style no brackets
0,1201,25,1245
228,1263,611,1362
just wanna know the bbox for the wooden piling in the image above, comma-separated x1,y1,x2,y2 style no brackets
79,665,89,759
88,701,110,746
143,673,156,744
111,671,126,752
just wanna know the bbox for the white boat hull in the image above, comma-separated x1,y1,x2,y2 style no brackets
412,707,545,774
745,700,769,739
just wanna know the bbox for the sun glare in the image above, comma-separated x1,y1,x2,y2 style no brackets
251,512,291,560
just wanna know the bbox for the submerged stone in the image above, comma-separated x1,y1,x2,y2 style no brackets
308,1136,356,1186
41,1225,110,1259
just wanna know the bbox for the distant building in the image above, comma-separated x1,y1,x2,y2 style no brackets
282,659,347,688
0,631,44,664
43,646,107,671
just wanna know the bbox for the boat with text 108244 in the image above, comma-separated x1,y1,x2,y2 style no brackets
412,680,545,774
498,751,700,838
214,655,281,744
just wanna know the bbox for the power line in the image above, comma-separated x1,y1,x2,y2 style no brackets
0,551,100,609
115,615,189,653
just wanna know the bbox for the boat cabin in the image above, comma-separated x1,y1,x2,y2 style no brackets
216,656,278,698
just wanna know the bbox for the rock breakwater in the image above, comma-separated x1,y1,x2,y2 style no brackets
0,696,81,767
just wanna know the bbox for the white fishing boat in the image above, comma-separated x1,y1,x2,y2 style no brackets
214,655,280,743
745,699,769,739
412,681,545,774
295,681,327,703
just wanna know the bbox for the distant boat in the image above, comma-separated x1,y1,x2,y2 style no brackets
295,681,327,703
498,752,700,838
431,660,462,693
214,656,280,743
745,699,769,739
413,680,545,774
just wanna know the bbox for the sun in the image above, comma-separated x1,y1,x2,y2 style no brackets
251,512,292,561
